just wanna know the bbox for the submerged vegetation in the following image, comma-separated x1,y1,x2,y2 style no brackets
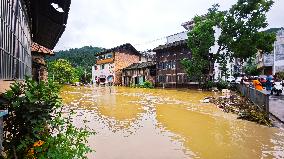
0,78,94,158
211,94,272,126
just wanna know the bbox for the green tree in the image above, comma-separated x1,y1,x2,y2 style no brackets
48,59,76,84
0,78,94,158
244,57,260,76
220,0,276,61
181,4,224,83
182,0,276,82
46,46,103,73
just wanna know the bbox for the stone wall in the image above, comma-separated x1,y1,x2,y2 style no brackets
114,52,140,85
32,55,48,82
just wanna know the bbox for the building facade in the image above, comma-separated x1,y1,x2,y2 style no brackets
0,0,32,93
256,51,273,75
92,43,141,86
122,62,156,86
153,40,191,88
0,0,71,93
273,29,284,74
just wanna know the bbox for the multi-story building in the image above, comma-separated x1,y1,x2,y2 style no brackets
273,29,284,74
0,0,71,93
92,43,141,85
256,51,273,75
153,39,191,88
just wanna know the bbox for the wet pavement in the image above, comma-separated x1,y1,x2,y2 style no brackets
269,93,284,123
60,86,284,159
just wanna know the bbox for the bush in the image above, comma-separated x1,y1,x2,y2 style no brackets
140,81,154,88
275,71,284,80
201,81,215,90
215,80,229,90
0,77,94,158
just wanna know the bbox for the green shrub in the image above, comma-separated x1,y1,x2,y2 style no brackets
201,81,215,90
140,81,154,88
215,80,229,90
0,77,94,158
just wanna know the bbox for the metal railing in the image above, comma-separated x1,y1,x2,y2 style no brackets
237,84,269,113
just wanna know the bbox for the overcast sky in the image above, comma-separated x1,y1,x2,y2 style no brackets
54,0,284,51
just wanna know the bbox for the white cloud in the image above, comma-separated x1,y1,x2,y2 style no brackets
55,0,284,51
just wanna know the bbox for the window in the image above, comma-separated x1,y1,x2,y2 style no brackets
172,61,176,69
101,64,105,70
106,53,113,58
0,0,32,80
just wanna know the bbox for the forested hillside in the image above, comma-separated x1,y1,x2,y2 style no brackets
46,46,103,70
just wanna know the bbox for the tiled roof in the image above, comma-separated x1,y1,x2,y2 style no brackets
98,43,140,56
153,40,187,51
31,42,54,55
123,62,156,70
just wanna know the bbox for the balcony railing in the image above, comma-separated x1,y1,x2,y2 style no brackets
96,58,114,65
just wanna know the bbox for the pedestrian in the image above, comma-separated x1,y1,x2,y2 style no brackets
252,78,263,91
266,76,273,94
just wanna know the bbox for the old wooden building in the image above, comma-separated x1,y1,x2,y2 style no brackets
153,40,191,88
122,62,156,86
92,43,141,86
0,0,71,93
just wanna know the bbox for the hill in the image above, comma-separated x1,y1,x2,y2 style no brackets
46,46,103,71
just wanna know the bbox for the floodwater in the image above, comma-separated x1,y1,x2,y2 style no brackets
60,86,284,159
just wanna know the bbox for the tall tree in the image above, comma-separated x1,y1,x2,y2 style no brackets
48,59,76,84
181,4,224,82
182,0,276,82
220,0,276,61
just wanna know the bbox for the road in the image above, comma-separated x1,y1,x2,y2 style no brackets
269,93,284,123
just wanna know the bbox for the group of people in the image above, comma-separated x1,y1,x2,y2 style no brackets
240,75,283,94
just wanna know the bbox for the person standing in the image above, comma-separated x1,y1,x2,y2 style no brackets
252,78,263,91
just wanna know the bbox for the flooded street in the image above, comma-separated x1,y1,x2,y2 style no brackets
60,86,284,159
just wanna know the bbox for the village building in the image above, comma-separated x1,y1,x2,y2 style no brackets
273,29,284,74
122,62,156,86
0,0,71,93
92,43,142,86
256,51,274,75
31,42,54,82
153,38,191,88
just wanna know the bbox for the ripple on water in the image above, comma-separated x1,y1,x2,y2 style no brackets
60,86,284,159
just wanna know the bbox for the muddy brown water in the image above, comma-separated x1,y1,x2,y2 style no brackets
60,86,284,159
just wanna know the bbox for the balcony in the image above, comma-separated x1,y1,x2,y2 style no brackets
96,58,114,65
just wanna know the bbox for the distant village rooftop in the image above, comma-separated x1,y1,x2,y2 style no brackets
123,62,156,70
98,43,140,56
153,40,187,51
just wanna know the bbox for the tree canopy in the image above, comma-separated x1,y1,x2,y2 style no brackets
182,0,276,82
48,59,76,84
46,46,103,71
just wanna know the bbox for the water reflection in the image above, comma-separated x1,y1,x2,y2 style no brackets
60,86,284,159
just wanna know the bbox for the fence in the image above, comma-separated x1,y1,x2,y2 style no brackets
237,84,270,113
